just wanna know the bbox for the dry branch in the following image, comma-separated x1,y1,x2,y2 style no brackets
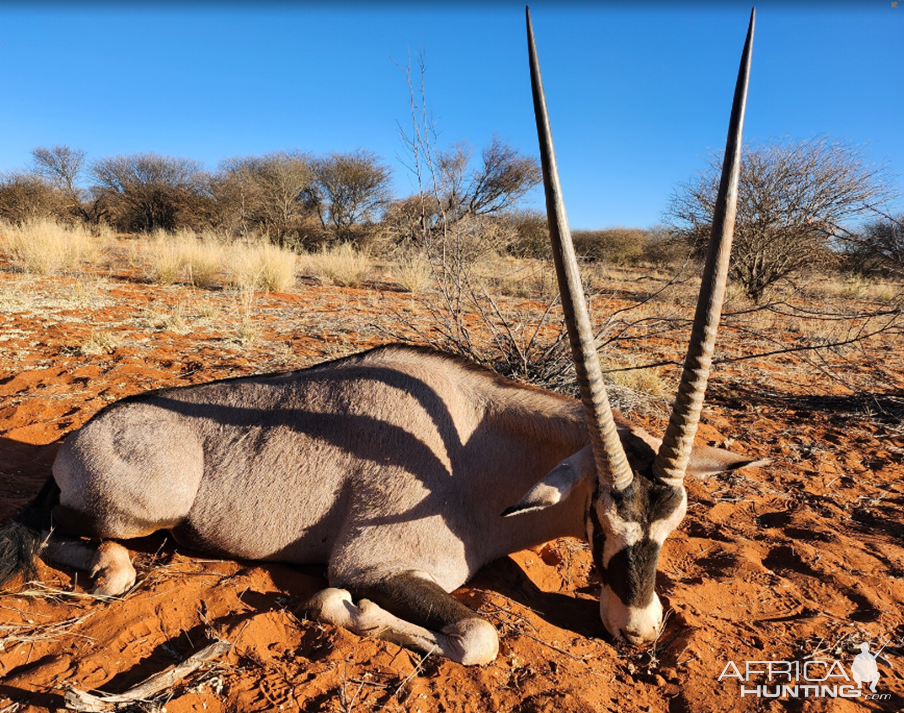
64,639,232,712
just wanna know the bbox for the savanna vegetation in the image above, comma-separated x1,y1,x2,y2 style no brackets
1,127,901,402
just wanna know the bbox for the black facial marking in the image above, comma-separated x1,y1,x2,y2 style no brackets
587,483,608,568
586,476,685,607
610,477,684,524
604,538,661,606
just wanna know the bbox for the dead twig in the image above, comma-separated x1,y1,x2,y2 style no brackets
64,639,232,712
379,647,435,710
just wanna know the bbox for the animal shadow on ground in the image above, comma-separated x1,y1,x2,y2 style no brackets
0,684,66,712
0,436,59,520
711,382,904,426
468,555,604,640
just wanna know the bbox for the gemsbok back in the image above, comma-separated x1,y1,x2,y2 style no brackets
0,8,763,665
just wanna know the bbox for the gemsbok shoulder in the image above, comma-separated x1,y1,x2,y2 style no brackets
0,8,763,665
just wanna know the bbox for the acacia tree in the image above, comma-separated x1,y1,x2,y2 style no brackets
0,172,67,224
308,150,392,243
31,145,108,224
667,136,893,302
213,151,317,245
91,153,212,232
842,211,904,277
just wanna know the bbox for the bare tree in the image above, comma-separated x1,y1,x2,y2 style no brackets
394,53,542,246
377,194,434,247
667,136,893,302
307,150,393,243
842,210,904,277
213,151,318,246
388,53,573,388
31,145,106,224
393,133,542,248
0,172,67,224
417,137,542,238
91,153,212,232
31,146,84,197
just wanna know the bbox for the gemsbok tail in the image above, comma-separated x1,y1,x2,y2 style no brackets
0,476,59,588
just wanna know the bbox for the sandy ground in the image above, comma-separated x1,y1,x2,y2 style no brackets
1,251,903,712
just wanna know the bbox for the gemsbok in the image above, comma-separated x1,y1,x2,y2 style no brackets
0,8,763,665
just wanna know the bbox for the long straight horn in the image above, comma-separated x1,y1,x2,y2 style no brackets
652,9,755,485
526,7,634,491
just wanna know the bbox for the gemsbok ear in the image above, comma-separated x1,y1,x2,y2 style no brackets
502,446,594,517
618,423,770,479
685,446,771,478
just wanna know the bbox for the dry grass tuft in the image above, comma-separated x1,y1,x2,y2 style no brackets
143,231,297,292
809,273,900,302
601,357,673,416
7,580,120,603
226,242,297,292
67,278,108,309
233,285,260,345
144,230,222,288
144,302,190,334
304,243,371,287
469,255,560,300
0,611,97,653
0,218,103,274
181,240,223,289
389,249,432,293
78,329,119,356
606,366,671,399
144,237,184,285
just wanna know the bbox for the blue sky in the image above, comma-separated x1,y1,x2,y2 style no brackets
1,1,901,229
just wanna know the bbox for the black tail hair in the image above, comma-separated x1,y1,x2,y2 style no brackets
0,476,60,589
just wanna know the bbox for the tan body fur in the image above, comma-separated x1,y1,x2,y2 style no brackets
54,347,592,592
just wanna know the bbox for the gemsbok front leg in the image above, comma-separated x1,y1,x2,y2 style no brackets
42,536,137,596
307,570,499,666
